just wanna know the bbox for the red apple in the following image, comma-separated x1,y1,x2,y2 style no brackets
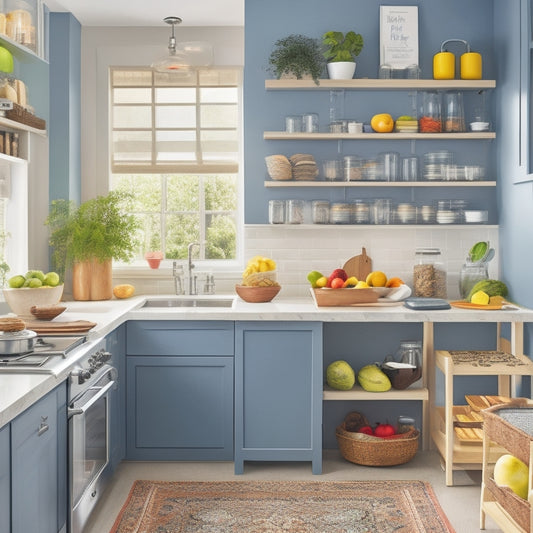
327,268,347,287
357,425,374,436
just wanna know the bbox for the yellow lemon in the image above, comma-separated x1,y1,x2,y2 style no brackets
316,276,328,288
366,271,387,287
113,284,135,299
355,280,370,289
471,290,490,305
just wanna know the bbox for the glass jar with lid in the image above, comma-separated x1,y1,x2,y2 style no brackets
459,262,489,299
419,91,442,133
413,248,447,298
395,340,422,368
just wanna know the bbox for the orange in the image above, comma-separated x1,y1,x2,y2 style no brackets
365,271,387,287
385,276,404,288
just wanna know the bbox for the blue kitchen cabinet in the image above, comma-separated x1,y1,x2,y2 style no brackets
234,321,323,474
11,382,67,533
126,321,234,460
106,324,126,470
0,424,10,533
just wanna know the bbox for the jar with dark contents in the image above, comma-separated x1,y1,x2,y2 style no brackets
419,91,442,133
413,248,447,298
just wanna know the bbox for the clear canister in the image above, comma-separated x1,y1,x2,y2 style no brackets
312,200,329,224
413,247,447,298
286,199,305,224
344,155,363,181
459,261,489,299
268,200,285,224
419,91,442,133
395,340,422,368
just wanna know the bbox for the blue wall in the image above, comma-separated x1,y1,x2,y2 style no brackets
244,0,496,224
49,13,81,204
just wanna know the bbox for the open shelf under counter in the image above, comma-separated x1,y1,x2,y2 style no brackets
265,180,496,188
264,131,496,140
323,384,428,401
265,79,497,91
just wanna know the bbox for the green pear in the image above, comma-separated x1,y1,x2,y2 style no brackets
0,46,13,74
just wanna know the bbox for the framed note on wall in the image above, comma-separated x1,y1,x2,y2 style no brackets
379,5,419,68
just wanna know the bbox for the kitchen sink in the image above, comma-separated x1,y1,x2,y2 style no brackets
142,297,235,308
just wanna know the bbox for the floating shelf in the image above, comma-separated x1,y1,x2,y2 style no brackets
264,180,497,188
264,131,496,140
0,116,46,136
265,79,497,91
323,384,428,401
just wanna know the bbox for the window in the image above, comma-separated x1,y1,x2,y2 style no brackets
109,67,241,262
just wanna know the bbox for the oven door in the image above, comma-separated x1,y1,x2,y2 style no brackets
68,365,116,533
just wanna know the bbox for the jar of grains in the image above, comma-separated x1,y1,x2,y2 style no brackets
413,248,447,298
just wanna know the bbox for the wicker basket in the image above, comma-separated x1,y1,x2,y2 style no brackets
5,103,46,130
336,423,419,466
265,154,292,180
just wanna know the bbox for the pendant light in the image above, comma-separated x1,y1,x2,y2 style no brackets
151,16,213,74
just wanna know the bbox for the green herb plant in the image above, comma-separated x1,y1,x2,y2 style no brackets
268,34,325,84
46,190,140,279
322,31,364,63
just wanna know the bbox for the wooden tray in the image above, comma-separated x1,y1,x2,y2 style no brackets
466,394,513,412
24,320,97,334
311,287,379,307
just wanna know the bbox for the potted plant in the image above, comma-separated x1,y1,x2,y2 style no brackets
46,190,140,301
322,30,364,80
268,34,325,85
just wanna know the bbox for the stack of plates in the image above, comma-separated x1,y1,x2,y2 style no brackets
290,153,318,181
464,210,489,223
436,210,457,224
423,150,453,181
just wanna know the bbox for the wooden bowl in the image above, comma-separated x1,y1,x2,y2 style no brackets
235,284,281,303
30,304,67,320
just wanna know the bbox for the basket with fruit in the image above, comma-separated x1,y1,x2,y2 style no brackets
236,256,281,302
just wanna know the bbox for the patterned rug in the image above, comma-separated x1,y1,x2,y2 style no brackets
110,480,455,533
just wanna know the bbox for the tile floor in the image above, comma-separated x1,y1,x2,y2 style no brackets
85,450,502,533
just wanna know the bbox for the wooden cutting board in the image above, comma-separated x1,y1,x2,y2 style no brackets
23,320,97,334
342,247,372,280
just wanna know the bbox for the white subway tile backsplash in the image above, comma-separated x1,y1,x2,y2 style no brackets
245,225,499,299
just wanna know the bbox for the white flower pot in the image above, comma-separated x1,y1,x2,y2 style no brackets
327,61,356,80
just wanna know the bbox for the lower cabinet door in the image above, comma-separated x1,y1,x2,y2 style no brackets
11,387,60,533
126,356,234,460
234,321,323,475
0,424,10,533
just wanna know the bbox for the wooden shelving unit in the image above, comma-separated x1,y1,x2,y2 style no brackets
432,347,533,486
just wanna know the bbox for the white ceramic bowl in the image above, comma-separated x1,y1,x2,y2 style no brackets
3,285,64,317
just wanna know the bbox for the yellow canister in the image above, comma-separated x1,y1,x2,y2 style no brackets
433,51,455,80
460,52,482,79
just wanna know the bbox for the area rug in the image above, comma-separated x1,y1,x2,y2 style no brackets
110,480,455,533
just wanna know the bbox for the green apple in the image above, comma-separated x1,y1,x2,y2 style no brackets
494,454,529,499
8,274,25,288
43,271,60,287
0,46,13,74
26,270,45,282
307,270,324,288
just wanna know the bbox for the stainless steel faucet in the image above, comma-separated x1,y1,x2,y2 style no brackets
187,242,200,295
172,261,184,295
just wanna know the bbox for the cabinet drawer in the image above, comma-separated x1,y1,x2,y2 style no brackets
127,320,234,356
11,388,57,447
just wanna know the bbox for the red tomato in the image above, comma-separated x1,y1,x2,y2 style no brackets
330,277,345,289
374,423,396,438
357,425,375,435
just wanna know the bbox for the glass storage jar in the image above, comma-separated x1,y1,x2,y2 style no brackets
419,91,442,133
413,248,447,298
395,340,422,368
459,261,489,299
268,200,285,224
311,200,329,224
286,199,305,224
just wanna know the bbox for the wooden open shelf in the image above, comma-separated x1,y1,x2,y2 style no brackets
323,384,428,401
264,131,495,141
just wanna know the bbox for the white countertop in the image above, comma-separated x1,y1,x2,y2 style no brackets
1,293,533,427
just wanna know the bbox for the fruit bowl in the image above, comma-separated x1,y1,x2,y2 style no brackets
3,285,64,317
235,284,281,303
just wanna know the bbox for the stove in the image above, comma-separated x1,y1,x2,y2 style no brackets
0,336,87,374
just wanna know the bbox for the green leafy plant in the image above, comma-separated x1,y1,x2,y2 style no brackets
46,190,140,278
268,34,325,84
322,31,364,62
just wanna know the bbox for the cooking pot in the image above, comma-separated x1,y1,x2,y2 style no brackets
0,329,37,355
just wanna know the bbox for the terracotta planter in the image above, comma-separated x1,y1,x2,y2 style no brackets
72,259,113,301
145,251,164,269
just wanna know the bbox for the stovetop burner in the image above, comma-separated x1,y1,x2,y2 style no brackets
0,335,87,372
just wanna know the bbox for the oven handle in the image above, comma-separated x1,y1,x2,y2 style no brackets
68,379,115,418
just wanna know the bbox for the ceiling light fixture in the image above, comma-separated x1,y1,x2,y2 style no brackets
151,16,213,74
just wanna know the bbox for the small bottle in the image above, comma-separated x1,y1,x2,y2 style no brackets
413,248,447,298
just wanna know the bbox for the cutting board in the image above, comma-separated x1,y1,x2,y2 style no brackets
343,247,372,280
23,320,97,334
